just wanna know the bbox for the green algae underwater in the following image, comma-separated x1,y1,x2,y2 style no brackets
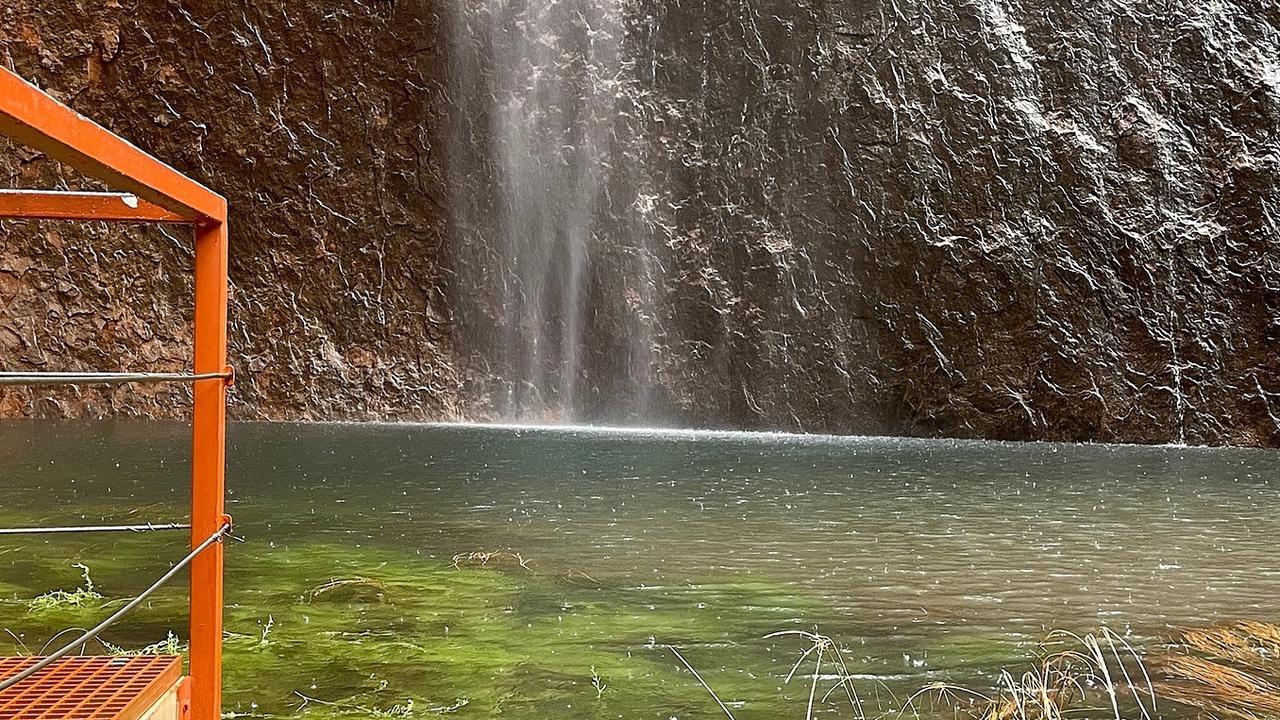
2,421,1279,718
0,536,868,718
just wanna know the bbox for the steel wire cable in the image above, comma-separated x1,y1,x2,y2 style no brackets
0,523,190,535
0,371,229,386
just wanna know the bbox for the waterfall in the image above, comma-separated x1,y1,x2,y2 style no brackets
446,0,659,424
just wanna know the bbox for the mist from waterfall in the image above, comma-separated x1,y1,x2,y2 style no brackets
446,0,660,424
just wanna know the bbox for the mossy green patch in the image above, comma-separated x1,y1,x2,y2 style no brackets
204,542,833,718
0,536,866,718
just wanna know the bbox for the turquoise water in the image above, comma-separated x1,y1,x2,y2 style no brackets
0,421,1277,718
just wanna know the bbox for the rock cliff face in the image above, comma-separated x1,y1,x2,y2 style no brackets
449,0,1280,445
0,0,460,421
3,1,1278,445
664,0,1280,446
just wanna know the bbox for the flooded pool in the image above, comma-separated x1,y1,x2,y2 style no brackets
0,421,1276,718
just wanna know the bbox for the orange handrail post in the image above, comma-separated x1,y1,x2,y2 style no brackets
191,216,229,720
0,66,232,720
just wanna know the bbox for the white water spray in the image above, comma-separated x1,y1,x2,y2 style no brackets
447,0,659,423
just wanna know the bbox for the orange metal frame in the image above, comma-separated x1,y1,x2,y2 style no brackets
0,67,229,720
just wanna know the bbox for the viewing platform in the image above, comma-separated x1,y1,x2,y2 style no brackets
0,66,231,720
0,656,187,720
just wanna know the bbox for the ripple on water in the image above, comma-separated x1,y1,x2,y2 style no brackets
0,421,1276,718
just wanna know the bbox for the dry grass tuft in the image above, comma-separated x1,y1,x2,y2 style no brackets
671,628,1155,720
671,623,1280,720
1156,621,1280,720
916,628,1155,720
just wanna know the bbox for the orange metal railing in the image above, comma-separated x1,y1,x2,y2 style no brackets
0,66,230,720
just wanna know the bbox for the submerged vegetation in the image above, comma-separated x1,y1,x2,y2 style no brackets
449,549,532,572
1,540,836,718
104,631,185,657
4,536,1278,720
26,563,103,612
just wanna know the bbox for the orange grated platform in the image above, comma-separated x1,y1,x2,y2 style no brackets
0,655,182,720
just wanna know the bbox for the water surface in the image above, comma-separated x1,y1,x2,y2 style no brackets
0,422,1276,718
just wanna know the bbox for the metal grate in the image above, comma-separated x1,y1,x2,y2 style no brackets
0,655,182,720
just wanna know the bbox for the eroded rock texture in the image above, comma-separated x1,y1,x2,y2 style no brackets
639,0,1280,445
3,1,1279,445
0,0,460,420
450,0,1280,445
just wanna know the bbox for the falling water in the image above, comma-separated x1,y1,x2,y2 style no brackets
446,0,659,424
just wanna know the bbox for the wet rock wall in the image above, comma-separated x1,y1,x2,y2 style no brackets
0,0,460,421
4,1,1279,446
627,0,1280,444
